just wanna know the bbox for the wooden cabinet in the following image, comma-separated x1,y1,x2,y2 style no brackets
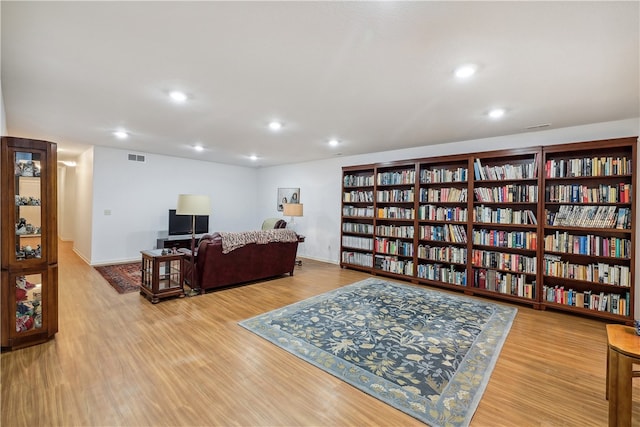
1,137,58,350
140,249,185,303
541,138,636,321
340,137,637,322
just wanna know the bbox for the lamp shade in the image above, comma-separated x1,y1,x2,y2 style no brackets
176,194,211,215
283,203,303,217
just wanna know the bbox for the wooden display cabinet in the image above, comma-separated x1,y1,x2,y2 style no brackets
140,249,185,303
1,136,58,350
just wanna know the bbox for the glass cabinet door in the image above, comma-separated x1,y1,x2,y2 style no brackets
15,272,44,333
14,150,44,264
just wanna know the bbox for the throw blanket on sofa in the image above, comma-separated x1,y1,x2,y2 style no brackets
219,229,299,254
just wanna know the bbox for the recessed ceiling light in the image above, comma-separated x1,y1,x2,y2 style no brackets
328,139,340,147
194,145,204,152
249,155,258,161
455,64,477,79
268,121,283,131
169,91,187,102
488,108,506,119
113,130,128,139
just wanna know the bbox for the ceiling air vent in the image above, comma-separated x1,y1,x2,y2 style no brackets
127,154,146,162
525,123,551,130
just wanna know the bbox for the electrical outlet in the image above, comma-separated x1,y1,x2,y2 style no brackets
104,209,111,216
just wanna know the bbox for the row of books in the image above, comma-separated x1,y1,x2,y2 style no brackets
377,170,415,185
417,245,467,264
341,235,373,250
543,255,631,286
420,167,468,183
418,205,468,222
473,206,537,225
543,231,631,258
375,224,414,238
419,224,467,243
374,255,413,275
342,222,374,235
377,207,415,219
419,187,467,203
377,189,414,203
546,205,629,229
374,238,414,256
341,251,373,268
472,229,538,250
416,263,467,285
342,206,374,217
542,286,629,316
545,183,632,204
343,190,373,203
471,250,537,273
474,158,537,181
472,269,535,299
344,174,374,188
474,184,539,203
544,156,631,178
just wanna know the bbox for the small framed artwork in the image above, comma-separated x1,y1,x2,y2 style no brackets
277,187,300,211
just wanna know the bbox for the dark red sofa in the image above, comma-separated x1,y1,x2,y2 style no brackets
183,231,299,293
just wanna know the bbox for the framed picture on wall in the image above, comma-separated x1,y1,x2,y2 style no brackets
277,187,300,211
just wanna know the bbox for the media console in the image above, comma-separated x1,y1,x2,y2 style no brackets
156,234,207,250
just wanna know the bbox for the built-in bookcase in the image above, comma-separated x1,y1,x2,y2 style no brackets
341,165,376,271
373,162,417,278
415,155,470,290
541,138,636,322
339,137,637,322
470,148,541,306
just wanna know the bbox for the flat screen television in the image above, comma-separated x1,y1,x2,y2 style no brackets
168,209,209,236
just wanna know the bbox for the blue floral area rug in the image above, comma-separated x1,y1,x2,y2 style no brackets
239,278,517,427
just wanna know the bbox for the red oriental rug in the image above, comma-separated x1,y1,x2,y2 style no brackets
95,262,141,294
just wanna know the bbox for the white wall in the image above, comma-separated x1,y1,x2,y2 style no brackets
73,147,95,263
57,164,77,241
89,146,259,265
257,118,640,264
0,81,6,136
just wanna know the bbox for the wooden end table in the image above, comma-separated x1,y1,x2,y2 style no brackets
606,324,640,427
140,249,185,303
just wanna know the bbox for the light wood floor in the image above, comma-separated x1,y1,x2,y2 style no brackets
2,241,639,426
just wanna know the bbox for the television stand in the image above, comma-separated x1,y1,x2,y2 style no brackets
156,234,206,250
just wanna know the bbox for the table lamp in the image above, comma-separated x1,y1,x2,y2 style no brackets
176,194,211,294
283,203,303,231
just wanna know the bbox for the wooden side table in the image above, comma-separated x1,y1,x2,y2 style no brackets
606,324,640,427
295,234,305,266
140,249,185,303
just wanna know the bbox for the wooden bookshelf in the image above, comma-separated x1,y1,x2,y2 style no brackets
415,155,470,291
541,137,636,322
339,137,637,322
341,165,376,272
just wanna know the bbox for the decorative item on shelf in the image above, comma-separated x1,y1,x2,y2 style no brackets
176,194,211,295
15,218,27,234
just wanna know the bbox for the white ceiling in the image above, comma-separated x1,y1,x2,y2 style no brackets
2,1,639,167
